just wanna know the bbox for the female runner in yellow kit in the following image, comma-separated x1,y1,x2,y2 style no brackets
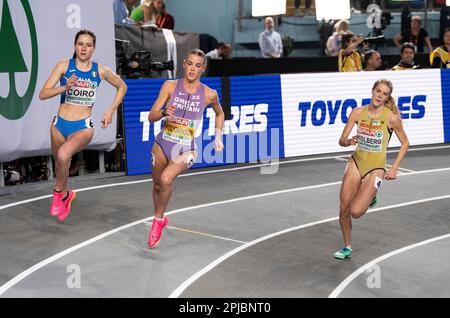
333,79,409,259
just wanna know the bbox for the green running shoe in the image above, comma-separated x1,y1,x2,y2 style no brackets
333,246,353,259
369,195,378,208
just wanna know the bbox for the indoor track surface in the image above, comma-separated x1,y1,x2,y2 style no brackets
1,144,449,298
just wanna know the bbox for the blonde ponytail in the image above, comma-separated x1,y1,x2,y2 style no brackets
385,95,400,115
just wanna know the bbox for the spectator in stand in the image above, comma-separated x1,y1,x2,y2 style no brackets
113,0,139,25
401,3,412,34
430,27,450,68
392,42,421,70
155,2,174,29
326,19,349,56
394,15,433,53
363,50,382,71
130,0,163,25
295,0,313,17
206,43,233,60
258,17,283,58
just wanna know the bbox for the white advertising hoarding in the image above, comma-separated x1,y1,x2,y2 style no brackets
281,69,444,157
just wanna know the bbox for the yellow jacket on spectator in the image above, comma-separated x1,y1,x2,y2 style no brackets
338,50,363,72
429,46,450,68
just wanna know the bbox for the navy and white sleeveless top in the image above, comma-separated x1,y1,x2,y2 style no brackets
60,58,101,107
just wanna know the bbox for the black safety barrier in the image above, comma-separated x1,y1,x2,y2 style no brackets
207,53,434,77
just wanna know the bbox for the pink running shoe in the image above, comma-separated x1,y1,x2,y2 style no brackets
148,216,169,248
58,190,76,221
50,191,64,216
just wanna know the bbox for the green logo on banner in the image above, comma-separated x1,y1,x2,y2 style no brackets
0,0,38,120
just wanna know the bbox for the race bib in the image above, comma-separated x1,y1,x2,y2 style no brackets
162,116,195,145
356,121,383,153
65,79,98,107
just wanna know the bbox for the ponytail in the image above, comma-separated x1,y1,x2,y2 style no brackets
385,95,400,115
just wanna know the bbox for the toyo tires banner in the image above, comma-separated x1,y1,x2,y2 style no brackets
123,69,450,175
281,69,446,157
0,0,116,162
123,76,284,175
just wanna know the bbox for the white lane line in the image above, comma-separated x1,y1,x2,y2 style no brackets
1,169,450,296
328,233,450,298
0,194,53,210
0,216,151,296
386,164,416,173
398,167,416,173
385,164,406,175
389,144,450,153
168,194,450,298
143,221,247,244
167,226,247,245
1,144,448,211
401,167,450,176
0,181,341,296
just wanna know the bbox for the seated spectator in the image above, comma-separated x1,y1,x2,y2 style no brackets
155,2,174,29
363,50,382,71
394,15,433,53
392,42,421,70
113,0,139,25
258,17,283,58
199,34,219,56
130,0,162,25
430,27,450,68
338,32,364,72
326,19,349,57
295,0,313,17
206,43,233,59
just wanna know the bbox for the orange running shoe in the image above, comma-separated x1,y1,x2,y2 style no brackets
58,190,76,221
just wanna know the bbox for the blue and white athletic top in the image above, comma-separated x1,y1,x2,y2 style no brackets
60,58,101,107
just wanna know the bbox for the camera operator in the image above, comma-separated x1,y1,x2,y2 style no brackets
338,32,364,72
392,42,421,70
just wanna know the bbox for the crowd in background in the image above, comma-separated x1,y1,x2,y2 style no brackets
3,0,450,186
114,0,174,29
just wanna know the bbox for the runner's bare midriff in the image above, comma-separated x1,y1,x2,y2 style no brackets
58,103,92,120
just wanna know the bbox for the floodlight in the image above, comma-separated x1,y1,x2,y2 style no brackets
252,0,286,17
315,0,350,21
